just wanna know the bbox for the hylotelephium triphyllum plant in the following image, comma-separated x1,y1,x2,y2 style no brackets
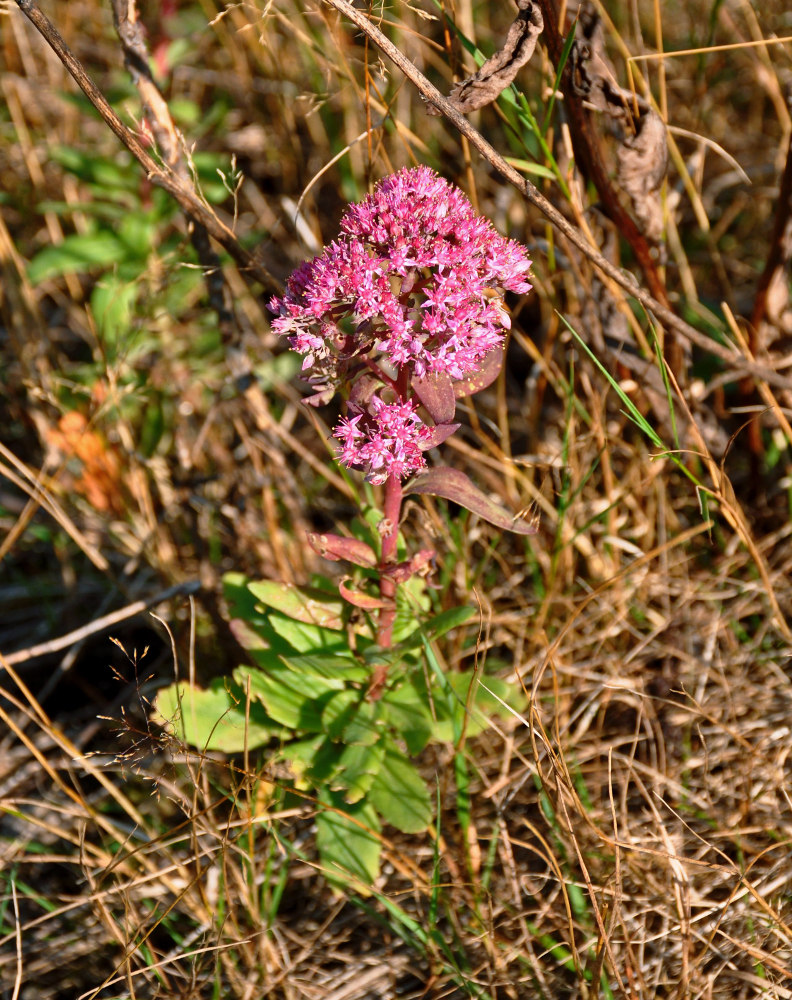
156,166,535,883
270,165,535,651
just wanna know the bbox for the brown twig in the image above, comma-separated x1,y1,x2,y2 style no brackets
0,580,202,667
322,0,792,394
538,0,682,376
751,132,792,336
15,0,279,296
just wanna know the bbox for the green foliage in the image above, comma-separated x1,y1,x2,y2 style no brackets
155,677,284,753
155,574,525,883
27,144,232,371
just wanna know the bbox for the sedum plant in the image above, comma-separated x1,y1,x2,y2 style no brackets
156,167,535,883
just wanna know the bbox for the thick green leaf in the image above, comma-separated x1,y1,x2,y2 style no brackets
281,653,369,685
284,735,342,785
321,691,383,745
27,232,128,284
448,671,524,715
228,617,269,653
431,671,525,742
50,145,139,193
391,575,431,644
248,580,346,629
224,572,266,625
370,748,432,833
330,740,386,803
382,682,435,753
118,211,155,258
154,679,281,753
267,610,347,654
316,789,382,884
235,663,342,731
90,276,136,346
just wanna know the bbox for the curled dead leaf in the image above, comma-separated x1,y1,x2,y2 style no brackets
571,3,668,243
427,0,543,115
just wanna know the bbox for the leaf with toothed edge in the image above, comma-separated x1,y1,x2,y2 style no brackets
404,467,538,535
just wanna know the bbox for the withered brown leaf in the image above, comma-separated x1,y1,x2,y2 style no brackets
427,0,543,116
571,3,668,243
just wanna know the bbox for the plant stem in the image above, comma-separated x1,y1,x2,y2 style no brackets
376,472,402,649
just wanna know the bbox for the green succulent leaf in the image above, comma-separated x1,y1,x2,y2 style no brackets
330,739,386,803
321,690,383,745
235,663,341,731
370,747,432,833
431,671,524,742
224,572,267,627
28,231,127,284
281,653,370,685
391,575,432,643
396,605,477,651
285,735,341,785
90,276,137,346
267,610,347,654
316,789,381,885
248,580,347,629
381,682,435,753
154,679,281,753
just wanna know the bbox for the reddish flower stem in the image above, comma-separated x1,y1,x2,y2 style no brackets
376,471,402,649
375,363,410,652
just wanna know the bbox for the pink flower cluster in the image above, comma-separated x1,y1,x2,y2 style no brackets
334,396,434,487
269,166,532,483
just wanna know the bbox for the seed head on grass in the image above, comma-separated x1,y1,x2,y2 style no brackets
269,165,532,484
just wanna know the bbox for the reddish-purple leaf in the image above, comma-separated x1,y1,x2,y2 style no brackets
348,373,379,412
381,549,437,584
420,422,461,450
412,371,456,424
339,579,392,609
307,532,378,568
302,385,335,407
453,346,506,399
405,467,539,535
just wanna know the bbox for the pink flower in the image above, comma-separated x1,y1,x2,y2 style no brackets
333,396,434,485
270,166,532,481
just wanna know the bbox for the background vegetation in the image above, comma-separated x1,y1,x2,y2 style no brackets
1,0,791,997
